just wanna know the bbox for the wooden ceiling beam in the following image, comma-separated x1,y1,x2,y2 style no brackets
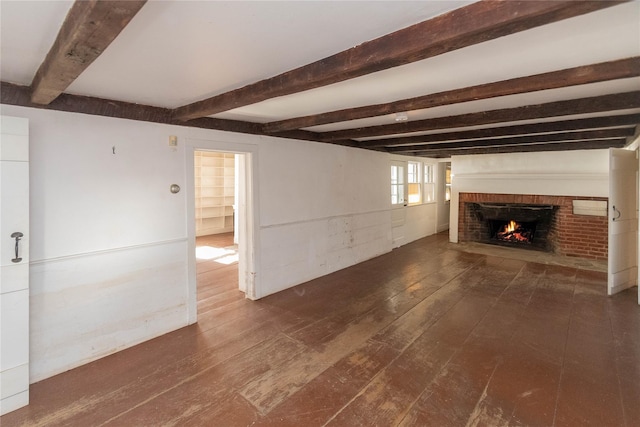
321,91,640,141
263,57,640,133
2,81,335,145
388,128,634,153
409,139,628,157
361,114,640,148
171,0,624,121
30,0,147,105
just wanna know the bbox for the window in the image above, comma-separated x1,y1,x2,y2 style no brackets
407,161,421,204
391,161,439,206
423,163,435,203
391,164,405,205
445,162,452,202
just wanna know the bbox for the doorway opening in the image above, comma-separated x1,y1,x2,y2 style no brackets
186,140,260,325
194,151,242,320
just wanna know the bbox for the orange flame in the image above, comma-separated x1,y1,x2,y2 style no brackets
504,220,517,234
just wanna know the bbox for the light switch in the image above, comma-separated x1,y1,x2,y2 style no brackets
169,136,178,147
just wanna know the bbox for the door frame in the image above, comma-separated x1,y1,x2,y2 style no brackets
185,138,261,324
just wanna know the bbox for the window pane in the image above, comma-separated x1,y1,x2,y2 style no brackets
444,162,452,202
391,164,405,205
408,162,420,184
424,182,435,202
392,184,404,205
424,164,433,183
408,183,421,204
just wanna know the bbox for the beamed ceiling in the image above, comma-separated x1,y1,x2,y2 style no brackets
1,0,639,158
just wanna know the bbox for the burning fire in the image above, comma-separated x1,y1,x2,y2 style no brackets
504,220,517,234
497,220,532,243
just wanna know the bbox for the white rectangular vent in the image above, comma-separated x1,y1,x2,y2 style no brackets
572,200,607,217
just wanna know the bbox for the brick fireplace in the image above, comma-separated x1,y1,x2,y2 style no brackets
458,193,608,261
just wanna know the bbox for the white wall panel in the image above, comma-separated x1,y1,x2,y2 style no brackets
0,162,29,295
0,134,28,161
404,203,437,241
255,137,396,297
258,138,390,227
29,240,188,382
0,365,28,414
22,109,187,260
259,210,391,296
0,290,29,413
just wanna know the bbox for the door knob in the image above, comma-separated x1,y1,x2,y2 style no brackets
11,232,23,263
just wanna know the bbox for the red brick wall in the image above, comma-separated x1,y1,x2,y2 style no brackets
458,193,608,260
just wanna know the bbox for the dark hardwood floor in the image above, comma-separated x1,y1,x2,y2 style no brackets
2,232,638,426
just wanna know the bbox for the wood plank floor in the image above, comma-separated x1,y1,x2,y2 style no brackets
2,232,638,426
195,233,243,317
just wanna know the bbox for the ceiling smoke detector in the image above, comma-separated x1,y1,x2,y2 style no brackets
394,112,409,122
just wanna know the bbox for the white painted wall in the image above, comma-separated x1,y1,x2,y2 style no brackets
404,203,438,241
0,105,440,381
1,106,190,382
449,150,609,242
258,138,393,295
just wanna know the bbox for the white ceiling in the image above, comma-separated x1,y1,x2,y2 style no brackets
1,0,639,152
221,2,640,131
1,0,472,107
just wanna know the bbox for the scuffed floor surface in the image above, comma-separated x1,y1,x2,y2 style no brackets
2,232,638,426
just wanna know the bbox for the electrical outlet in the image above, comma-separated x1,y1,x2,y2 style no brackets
169,135,178,147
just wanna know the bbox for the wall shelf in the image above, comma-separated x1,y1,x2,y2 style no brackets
194,151,235,236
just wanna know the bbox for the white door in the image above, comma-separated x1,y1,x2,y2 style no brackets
391,161,407,248
608,148,638,296
0,116,30,415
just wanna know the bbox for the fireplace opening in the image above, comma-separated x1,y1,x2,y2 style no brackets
460,194,608,261
490,219,536,245
468,203,557,252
